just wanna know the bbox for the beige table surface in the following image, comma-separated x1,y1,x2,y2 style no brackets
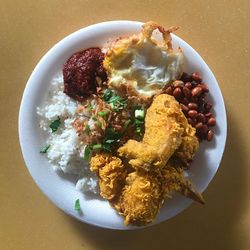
1,0,250,249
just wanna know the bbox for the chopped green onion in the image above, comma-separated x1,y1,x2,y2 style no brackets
109,103,115,109
96,121,102,128
136,128,143,136
105,128,121,140
102,143,112,152
74,199,81,211
103,89,126,111
40,144,50,154
92,116,102,128
98,110,110,117
83,145,91,161
85,124,90,135
49,117,61,132
105,139,115,144
124,119,131,128
94,127,122,152
103,89,112,101
92,144,102,150
135,109,145,119
87,103,94,111
133,108,145,137
135,119,144,125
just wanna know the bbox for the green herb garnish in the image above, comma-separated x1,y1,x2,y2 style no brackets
136,127,142,133
135,119,144,125
85,124,90,135
98,110,110,117
40,144,50,154
87,103,94,111
74,199,81,211
124,119,131,128
102,128,122,152
83,127,122,156
97,121,102,128
103,89,112,101
92,116,102,128
105,139,115,144
49,117,61,132
134,108,145,137
89,128,121,153
83,145,91,161
103,89,126,111
105,128,121,140
92,144,102,150
135,109,145,119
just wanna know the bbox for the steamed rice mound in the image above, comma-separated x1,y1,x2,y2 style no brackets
37,74,98,194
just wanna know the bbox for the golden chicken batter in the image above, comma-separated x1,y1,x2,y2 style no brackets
118,94,198,171
113,171,164,226
90,153,126,200
90,94,203,226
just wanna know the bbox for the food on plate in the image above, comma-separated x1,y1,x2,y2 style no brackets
165,72,216,141
113,171,163,226
104,22,184,100
37,76,99,193
118,94,198,171
63,48,107,102
112,160,204,226
38,21,216,226
111,94,202,225
162,159,204,204
90,153,126,200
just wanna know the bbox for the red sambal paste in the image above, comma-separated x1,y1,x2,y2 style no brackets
63,47,107,102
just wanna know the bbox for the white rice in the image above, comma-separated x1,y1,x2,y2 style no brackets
37,74,98,195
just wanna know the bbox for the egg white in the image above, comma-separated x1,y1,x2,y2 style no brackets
107,38,184,96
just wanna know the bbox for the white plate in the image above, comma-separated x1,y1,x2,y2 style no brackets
19,21,227,230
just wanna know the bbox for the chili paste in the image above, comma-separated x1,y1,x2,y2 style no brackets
63,48,107,102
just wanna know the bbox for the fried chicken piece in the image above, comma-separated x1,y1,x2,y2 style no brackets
113,171,164,226
90,95,202,226
90,153,126,200
172,110,199,165
162,159,204,204
118,94,185,171
112,160,203,226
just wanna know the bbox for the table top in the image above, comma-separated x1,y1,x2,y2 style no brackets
1,1,249,249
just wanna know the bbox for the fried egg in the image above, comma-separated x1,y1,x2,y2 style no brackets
104,22,184,97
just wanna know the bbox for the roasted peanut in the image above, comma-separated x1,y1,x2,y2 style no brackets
185,82,192,89
188,102,198,110
197,113,206,123
165,86,173,95
195,122,203,130
200,83,209,93
173,87,182,99
180,104,189,113
183,86,191,98
188,110,198,118
205,112,212,118
207,130,214,141
173,80,184,88
170,72,215,142
192,87,202,97
207,117,216,126
191,72,202,82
